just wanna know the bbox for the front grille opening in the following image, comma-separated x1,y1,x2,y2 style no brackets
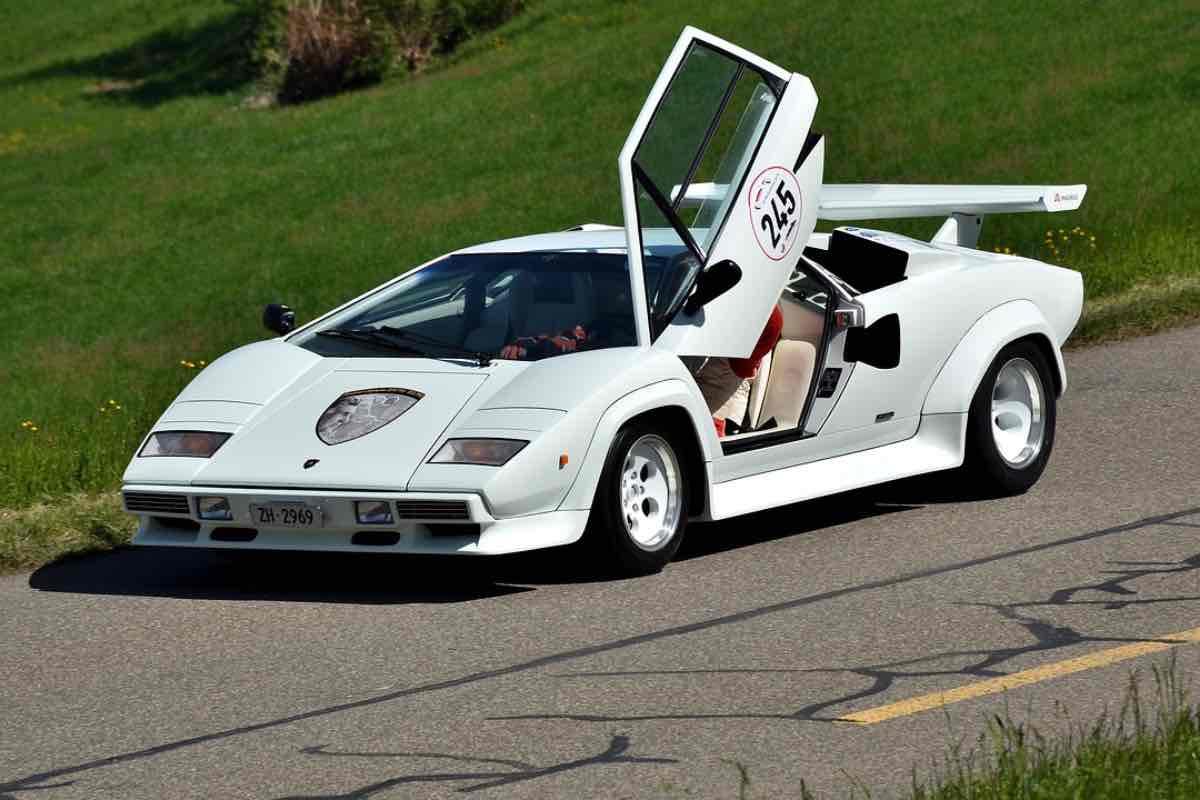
125,491,191,515
394,500,470,520
152,516,200,533
210,527,258,543
425,523,481,538
352,531,401,547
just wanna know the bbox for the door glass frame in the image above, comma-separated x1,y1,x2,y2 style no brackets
618,28,790,347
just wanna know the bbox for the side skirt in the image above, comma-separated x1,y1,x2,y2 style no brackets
707,413,966,520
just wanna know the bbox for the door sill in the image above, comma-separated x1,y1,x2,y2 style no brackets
720,427,814,455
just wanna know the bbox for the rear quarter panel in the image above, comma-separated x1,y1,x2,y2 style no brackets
821,253,1082,434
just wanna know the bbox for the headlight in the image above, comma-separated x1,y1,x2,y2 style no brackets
139,431,231,458
317,389,423,445
429,438,527,466
355,500,394,525
197,496,232,521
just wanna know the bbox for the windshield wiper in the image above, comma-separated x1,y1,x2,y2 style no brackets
376,326,492,367
315,328,430,356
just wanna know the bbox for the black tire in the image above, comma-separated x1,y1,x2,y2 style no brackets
581,421,689,576
962,340,1057,496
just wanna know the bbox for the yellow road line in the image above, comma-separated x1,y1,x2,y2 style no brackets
838,626,1200,725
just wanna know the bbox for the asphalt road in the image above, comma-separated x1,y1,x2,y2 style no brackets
3,325,1200,799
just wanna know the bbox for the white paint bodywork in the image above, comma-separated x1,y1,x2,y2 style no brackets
122,27,1088,557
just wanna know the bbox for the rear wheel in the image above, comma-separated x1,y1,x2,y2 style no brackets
583,423,688,575
962,340,1057,495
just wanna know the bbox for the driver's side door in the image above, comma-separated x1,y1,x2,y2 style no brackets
619,27,824,359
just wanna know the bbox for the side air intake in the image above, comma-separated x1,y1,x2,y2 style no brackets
124,492,191,515
393,500,471,520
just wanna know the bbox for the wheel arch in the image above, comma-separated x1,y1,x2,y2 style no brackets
923,299,1067,416
558,380,716,517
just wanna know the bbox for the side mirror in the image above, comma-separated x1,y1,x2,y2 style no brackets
263,303,296,335
683,259,742,315
844,313,900,369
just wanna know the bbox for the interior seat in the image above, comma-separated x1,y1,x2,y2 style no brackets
745,350,772,429
747,297,824,430
757,340,817,428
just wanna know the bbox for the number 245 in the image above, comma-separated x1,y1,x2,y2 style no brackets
760,179,797,249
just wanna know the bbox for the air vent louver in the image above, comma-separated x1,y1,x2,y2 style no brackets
124,492,191,515
393,500,470,520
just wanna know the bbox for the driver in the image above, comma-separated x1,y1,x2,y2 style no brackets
500,320,610,360
692,305,783,437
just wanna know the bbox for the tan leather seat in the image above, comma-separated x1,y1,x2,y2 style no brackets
747,298,823,429
757,340,817,428
746,350,772,428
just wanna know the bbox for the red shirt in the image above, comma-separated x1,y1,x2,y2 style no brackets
728,305,783,379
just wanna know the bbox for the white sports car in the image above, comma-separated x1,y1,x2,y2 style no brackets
122,28,1086,574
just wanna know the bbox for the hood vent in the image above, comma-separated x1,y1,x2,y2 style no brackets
394,500,470,520
125,491,190,515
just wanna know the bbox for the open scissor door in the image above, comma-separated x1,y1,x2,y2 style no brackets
619,27,823,357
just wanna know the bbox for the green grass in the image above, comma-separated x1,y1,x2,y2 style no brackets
0,0,1197,525
0,491,133,574
903,666,1200,800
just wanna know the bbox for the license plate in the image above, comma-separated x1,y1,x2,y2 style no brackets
249,502,323,528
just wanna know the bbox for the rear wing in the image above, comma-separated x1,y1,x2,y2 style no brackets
674,182,1087,248
818,183,1087,248
817,184,1086,220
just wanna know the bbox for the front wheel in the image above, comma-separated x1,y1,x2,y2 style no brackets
582,423,688,576
962,340,1057,495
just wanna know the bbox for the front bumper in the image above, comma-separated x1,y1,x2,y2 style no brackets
122,484,588,555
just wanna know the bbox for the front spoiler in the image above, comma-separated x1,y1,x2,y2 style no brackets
122,484,589,555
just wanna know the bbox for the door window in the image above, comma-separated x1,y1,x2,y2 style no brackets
633,43,780,284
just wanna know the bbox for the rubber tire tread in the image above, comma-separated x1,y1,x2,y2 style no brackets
962,339,1057,496
581,421,688,576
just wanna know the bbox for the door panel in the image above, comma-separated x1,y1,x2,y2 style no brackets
619,27,822,357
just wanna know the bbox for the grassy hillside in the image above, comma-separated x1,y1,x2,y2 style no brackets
1,0,1197,511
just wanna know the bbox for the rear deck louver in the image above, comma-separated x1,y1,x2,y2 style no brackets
393,500,470,520
124,491,191,515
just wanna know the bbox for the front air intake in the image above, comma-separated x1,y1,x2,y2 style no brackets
124,491,191,515
393,500,470,520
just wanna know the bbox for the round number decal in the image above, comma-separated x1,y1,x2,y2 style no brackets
748,166,803,261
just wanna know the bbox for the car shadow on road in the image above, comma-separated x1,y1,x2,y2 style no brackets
25,475,956,602
26,547,536,604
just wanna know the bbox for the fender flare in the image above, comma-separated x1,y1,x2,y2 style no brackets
558,379,718,512
923,299,1066,416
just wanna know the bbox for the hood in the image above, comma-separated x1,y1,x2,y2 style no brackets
128,341,497,491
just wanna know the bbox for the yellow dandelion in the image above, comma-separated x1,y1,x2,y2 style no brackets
198,360,207,367
179,360,188,366
114,405,122,410
29,426,38,432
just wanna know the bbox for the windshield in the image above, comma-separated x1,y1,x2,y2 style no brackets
296,251,685,361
